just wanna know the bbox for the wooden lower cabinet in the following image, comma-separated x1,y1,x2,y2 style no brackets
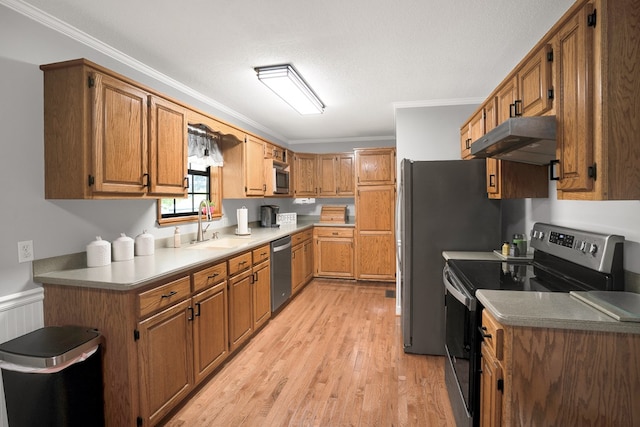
138,297,193,426
313,227,354,279
480,310,640,426
291,229,313,294
228,246,271,352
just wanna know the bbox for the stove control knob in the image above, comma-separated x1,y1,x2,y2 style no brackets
579,241,588,252
538,231,545,241
589,244,598,255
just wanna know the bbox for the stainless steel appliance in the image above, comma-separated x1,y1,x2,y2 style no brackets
398,159,501,356
273,164,290,194
270,235,292,312
260,205,280,228
443,222,625,427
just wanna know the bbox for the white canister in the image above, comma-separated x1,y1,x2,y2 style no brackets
86,236,111,267
135,230,155,256
112,233,134,261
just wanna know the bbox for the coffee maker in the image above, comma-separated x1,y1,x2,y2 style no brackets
260,205,280,228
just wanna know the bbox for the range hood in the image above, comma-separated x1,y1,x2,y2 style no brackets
469,116,556,165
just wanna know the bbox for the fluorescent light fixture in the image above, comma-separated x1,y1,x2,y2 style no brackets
255,64,324,115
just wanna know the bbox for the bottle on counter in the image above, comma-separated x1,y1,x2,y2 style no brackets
174,226,181,248
501,241,510,256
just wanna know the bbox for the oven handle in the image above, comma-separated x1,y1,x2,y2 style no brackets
443,265,475,310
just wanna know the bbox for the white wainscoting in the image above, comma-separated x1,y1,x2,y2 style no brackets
0,288,45,427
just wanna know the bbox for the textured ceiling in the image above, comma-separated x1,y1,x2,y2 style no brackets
15,0,574,145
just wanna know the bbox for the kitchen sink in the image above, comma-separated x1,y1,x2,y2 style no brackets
187,237,252,250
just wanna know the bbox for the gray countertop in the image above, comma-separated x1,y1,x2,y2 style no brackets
34,220,317,291
477,289,640,335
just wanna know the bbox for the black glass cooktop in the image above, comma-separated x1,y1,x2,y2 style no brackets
447,259,599,294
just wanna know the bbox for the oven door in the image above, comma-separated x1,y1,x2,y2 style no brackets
443,264,478,418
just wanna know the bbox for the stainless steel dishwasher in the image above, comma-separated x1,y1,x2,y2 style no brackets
270,235,292,312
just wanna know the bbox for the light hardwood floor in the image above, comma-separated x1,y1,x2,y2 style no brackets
162,279,456,426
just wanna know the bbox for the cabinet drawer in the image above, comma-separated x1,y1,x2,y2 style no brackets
481,310,504,361
292,230,311,246
138,276,191,318
252,244,270,265
314,227,354,238
192,261,227,292
228,251,252,276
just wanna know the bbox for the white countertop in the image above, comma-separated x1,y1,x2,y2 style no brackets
442,251,502,261
477,289,640,334
34,222,315,291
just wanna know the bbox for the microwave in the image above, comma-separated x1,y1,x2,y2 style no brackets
273,165,289,194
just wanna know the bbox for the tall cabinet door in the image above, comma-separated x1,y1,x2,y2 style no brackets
252,260,271,330
555,2,594,192
355,185,396,281
317,154,337,196
192,282,228,384
91,71,148,195
228,269,254,352
245,136,266,195
138,299,193,425
148,95,188,196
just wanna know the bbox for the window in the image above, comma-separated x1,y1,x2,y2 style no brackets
157,163,221,226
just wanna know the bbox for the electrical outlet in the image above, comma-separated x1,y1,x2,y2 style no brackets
18,240,34,263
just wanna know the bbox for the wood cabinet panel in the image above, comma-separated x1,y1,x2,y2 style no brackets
148,96,188,196
356,185,395,232
228,269,254,352
318,154,337,197
192,261,227,293
138,276,191,318
245,135,266,195
495,77,518,123
555,2,594,193
228,251,253,276
480,343,503,427
337,153,355,196
355,148,396,186
192,282,228,384
292,230,313,294
355,234,395,281
138,299,193,426
518,44,553,117
252,260,271,330
314,227,354,279
293,153,317,196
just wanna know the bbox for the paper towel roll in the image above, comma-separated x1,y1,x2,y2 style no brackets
236,206,249,235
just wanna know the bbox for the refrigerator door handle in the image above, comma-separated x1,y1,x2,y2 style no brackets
395,179,403,268
443,265,475,310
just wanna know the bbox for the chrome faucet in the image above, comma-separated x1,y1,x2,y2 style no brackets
197,199,212,242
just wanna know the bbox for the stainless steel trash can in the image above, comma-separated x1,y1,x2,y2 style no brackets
0,326,104,427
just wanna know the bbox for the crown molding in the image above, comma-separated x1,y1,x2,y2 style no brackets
393,97,484,109
288,135,395,145
0,0,289,142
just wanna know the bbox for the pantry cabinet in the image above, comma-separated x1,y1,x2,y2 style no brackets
40,59,188,199
313,227,354,279
355,147,396,186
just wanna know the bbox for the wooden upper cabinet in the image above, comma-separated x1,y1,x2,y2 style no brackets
484,97,498,133
460,108,485,159
496,76,518,123
555,2,594,193
244,136,266,196
518,44,553,117
91,72,149,196
148,95,188,196
318,154,337,197
355,148,396,186
41,59,189,199
293,153,317,197
316,153,355,197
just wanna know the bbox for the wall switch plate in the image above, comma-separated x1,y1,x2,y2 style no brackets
18,240,34,263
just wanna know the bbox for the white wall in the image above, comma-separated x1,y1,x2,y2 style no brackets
396,105,640,274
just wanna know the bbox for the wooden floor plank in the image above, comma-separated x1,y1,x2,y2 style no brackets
162,279,456,426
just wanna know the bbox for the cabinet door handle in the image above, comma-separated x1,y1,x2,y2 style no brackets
514,99,523,116
183,177,189,189
332,232,339,235
143,173,150,188
194,302,201,317
478,326,492,340
466,138,471,149
549,159,560,181
161,291,177,299
208,273,219,280
187,306,194,321
489,174,496,188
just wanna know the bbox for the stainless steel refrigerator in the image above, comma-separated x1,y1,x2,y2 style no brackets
398,159,501,355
